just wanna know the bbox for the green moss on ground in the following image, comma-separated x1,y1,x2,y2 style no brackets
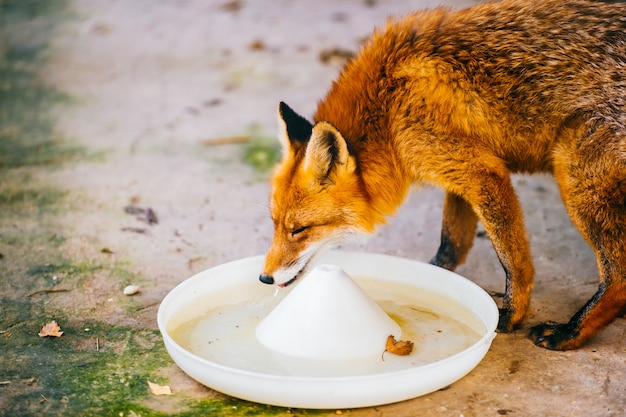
0,0,81,169
0,2,336,416
0,309,170,416
115,402,326,417
0,2,173,415
242,125,281,176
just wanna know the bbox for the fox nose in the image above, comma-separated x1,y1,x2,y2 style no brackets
259,274,275,285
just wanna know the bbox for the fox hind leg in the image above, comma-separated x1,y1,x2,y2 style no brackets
430,191,478,270
530,128,626,350
529,227,626,350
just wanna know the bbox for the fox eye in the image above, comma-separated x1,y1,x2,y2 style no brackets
291,226,308,237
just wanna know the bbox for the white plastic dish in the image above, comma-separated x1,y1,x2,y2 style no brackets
157,251,498,409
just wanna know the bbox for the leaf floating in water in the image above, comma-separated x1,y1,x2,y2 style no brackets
384,335,413,356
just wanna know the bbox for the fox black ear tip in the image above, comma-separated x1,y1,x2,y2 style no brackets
278,101,290,114
259,274,275,285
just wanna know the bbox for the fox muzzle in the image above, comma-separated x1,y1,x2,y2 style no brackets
259,274,275,285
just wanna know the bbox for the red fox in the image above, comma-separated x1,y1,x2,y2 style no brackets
258,0,626,350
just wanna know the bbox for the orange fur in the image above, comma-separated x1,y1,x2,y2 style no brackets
260,0,626,350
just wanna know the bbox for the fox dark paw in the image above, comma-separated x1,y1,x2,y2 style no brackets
497,308,520,332
528,322,579,351
428,254,456,271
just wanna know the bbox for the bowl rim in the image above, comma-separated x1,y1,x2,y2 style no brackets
157,251,499,409
157,250,499,382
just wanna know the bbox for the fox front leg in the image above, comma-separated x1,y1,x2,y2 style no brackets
473,173,535,332
437,168,535,332
430,191,478,270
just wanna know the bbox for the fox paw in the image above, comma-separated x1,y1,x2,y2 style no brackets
428,254,456,271
528,322,580,351
497,308,521,333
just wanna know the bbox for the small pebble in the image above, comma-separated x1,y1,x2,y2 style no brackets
123,285,140,296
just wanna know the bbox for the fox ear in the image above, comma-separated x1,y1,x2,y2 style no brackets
304,121,355,184
277,102,313,154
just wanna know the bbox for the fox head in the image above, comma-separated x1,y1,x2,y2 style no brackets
259,102,378,287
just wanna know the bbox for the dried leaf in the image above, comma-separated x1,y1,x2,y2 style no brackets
385,335,413,356
220,0,242,13
319,47,355,64
124,205,145,215
121,227,147,234
201,135,249,145
123,205,158,225
148,380,172,396
38,321,64,338
145,207,158,225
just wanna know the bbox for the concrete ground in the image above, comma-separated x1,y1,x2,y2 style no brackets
1,0,624,416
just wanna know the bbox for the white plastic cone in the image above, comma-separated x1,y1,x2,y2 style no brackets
256,264,401,360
